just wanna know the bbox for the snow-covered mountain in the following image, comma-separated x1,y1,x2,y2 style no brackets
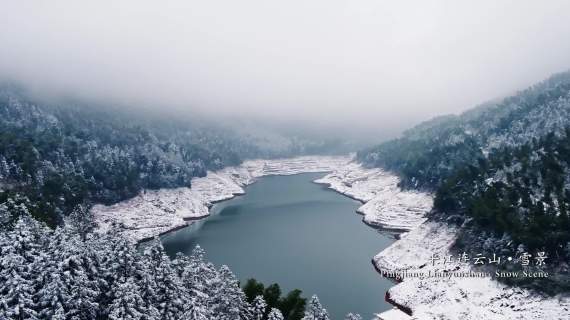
0,86,347,228
0,87,359,319
358,70,570,292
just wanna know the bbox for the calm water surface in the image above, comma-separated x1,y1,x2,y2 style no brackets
161,173,396,319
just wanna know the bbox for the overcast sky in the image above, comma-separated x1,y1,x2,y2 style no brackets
1,1,570,137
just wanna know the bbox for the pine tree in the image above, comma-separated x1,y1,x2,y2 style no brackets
212,265,250,320
302,295,329,320
144,240,187,319
108,279,160,320
0,215,45,320
0,201,11,228
0,155,9,179
279,289,306,320
66,272,100,320
243,278,265,303
268,308,285,320
182,299,209,320
0,255,39,320
263,283,281,309
52,306,66,320
67,204,96,241
35,272,70,319
251,295,267,320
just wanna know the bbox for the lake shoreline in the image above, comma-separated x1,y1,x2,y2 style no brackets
94,156,570,319
160,171,399,318
92,156,351,242
314,173,426,319
94,156,433,318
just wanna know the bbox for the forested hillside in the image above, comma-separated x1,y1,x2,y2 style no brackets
359,71,570,190
0,208,351,320
0,86,363,319
0,87,342,227
358,71,570,289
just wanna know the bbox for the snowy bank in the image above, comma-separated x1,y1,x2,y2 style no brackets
92,155,428,242
92,156,350,242
92,155,569,319
314,163,433,231
317,164,569,319
372,221,570,319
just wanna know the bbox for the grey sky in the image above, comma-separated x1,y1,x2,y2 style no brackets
1,1,570,137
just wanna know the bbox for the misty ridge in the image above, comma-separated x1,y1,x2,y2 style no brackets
2,1,570,139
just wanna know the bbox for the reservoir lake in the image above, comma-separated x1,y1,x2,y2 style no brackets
161,172,396,319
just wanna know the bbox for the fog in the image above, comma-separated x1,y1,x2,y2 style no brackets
1,0,570,140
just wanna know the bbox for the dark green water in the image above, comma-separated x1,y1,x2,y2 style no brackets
161,173,396,319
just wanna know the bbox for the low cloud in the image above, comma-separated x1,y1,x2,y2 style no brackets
1,0,570,139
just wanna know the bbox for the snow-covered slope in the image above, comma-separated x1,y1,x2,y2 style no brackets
318,165,569,319
373,222,570,319
315,164,432,231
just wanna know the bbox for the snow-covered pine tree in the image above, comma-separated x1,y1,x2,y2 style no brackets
302,295,330,320
267,308,285,320
0,155,7,180
67,204,96,242
0,253,39,319
0,201,11,228
35,271,69,319
177,246,218,318
250,295,267,320
34,224,75,318
212,265,251,320
0,214,47,319
108,278,160,320
143,239,188,319
52,306,66,320
65,272,100,319
182,300,210,320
